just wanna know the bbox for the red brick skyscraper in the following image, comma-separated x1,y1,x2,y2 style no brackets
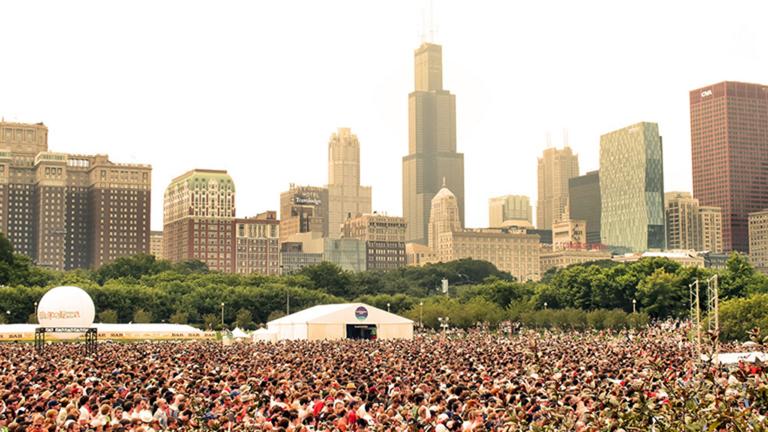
690,81,768,252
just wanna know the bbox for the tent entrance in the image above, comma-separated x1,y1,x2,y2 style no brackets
346,324,377,340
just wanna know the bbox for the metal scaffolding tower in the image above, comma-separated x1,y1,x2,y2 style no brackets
689,279,701,356
706,275,720,363
34,327,98,357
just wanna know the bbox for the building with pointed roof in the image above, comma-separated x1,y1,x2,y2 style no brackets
427,181,462,253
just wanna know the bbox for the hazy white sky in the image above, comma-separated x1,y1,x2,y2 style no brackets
2,0,766,230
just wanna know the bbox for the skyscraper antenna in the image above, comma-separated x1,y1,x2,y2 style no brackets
563,128,570,148
429,0,436,42
420,0,437,43
420,5,426,42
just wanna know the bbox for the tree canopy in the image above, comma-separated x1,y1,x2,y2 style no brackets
0,228,766,337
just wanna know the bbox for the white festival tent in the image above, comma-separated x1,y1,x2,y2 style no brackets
267,303,413,341
231,327,249,339
251,327,278,343
0,323,207,341
702,352,768,365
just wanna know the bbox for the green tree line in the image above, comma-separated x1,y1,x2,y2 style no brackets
0,232,766,338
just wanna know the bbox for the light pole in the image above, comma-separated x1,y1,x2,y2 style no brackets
5,310,10,323
632,299,636,314
286,287,290,315
34,301,38,323
419,301,424,328
387,303,391,313
220,302,225,329
543,302,548,310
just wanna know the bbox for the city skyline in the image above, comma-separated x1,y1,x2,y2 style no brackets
2,1,767,231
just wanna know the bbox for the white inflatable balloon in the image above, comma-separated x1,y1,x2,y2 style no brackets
37,286,95,328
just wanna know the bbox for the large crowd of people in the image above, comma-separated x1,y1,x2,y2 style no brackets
1,323,765,431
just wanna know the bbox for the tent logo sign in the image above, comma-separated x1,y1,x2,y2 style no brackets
354,306,368,321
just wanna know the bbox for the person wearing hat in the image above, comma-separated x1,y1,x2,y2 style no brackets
64,419,80,431
138,409,153,425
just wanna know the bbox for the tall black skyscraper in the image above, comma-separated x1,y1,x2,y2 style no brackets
568,170,601,245
402,43,464,244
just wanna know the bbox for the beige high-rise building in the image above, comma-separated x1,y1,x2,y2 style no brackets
700,206,723,253
163,169,236,272
489,195,532,228
665,191,723,253
150,231,163,259
537,147,579,229
748,209,768,272
342,213,406,271
0,121,151,270
235,211,280,276
327,128,372,238
403,42,464,245
427,184,462,253
665,192,700,250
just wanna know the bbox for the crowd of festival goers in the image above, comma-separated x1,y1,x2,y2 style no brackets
1,322,766,431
